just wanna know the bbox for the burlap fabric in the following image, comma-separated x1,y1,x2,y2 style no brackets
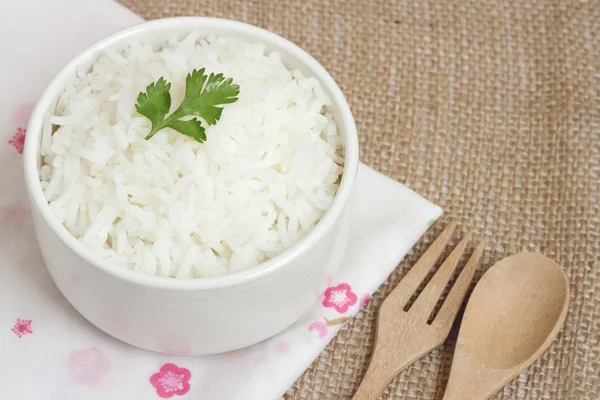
118,1,600,398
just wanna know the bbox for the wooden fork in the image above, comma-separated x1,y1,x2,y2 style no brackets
353,222,485,400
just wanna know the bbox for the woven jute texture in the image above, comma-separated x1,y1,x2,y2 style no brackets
118,0,600,398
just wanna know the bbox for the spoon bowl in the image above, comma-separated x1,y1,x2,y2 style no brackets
443,252,569,399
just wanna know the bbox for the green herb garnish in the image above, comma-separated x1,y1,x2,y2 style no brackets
135,68,240,143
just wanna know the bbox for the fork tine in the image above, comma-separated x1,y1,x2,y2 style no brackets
409,229,473,319
385,221,457,307
433,240,485,327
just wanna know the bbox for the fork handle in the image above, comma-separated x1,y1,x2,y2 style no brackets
352,349,411,400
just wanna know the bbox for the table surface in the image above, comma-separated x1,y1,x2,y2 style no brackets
119,0,600,398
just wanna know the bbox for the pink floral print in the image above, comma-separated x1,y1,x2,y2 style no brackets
11,319,32,338
68,347,111,386
308,321,328,338
8,127,26,154
150,363,191,398
322,283,358,313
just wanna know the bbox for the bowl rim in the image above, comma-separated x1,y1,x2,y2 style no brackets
23,16,359,290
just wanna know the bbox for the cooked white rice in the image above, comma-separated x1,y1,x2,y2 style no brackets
40,33,343,278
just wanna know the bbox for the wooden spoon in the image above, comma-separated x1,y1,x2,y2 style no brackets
442,252,569,400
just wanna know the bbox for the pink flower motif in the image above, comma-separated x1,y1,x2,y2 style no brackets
8,127,26,154
308,321,328,339
360,294,371,307
150,363,191,398
322,283,358,313
68,347,111,386
1,202,30,228
11,319,32,338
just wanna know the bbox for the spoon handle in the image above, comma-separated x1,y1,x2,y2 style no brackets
441,356,495,400
442,379,490,400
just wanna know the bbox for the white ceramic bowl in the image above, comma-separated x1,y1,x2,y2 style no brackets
23,17,358,355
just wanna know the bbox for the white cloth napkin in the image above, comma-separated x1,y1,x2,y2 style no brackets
0,1,442,399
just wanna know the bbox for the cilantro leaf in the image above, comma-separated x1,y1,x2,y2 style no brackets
178,72,240,125
183,68,209,103
135,69,239,142
135,77,172,139
168,118,206,143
